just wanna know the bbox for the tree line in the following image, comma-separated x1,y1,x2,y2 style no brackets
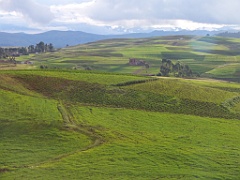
158,59,199,77
217,31,240,38
0,41,54,59
28,42,54,53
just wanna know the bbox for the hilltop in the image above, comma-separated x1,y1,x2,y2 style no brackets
0,30,219,48
7,35,240,82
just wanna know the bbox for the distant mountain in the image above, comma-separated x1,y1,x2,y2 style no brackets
114,30,219,39
216,31,240,38
0,31,107,48
0,30,220,48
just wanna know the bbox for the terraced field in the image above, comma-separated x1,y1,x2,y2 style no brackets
1,33,240,180
10,35,240,82
0,70,240,179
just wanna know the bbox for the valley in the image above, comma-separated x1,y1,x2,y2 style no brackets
0,35,240,179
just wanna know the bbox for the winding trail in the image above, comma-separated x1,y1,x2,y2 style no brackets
57,101,104,151
7,102,104,171
30,102,105,167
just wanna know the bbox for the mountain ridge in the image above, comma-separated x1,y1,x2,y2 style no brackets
0,30,220,48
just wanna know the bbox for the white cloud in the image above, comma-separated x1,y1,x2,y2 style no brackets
35,0,89,5
0,0,240,33
0,0,54,24
84,0,240,24
50,1,95,24
49,0,232,31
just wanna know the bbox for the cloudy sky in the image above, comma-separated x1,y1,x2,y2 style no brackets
0,0,240,34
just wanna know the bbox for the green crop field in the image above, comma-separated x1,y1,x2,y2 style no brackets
6,35,240,82
0,70,240,179
1,35,240,179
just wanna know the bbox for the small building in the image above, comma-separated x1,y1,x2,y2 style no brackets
129,58,146,66
0,60,7,63
21,60,34,64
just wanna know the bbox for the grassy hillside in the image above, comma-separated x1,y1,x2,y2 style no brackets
7,35,240,82
0,70,240,179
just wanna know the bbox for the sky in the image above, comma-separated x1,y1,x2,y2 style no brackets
0,0,240,34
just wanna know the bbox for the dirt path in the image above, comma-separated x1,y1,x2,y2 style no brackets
30,102,105,167
57,101,104,149
8,102,104,171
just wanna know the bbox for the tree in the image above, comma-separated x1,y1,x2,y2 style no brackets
28,45,35,53
36,41,45,53
0,48,4,58
145,63,150,73
160,59,172,76
28,42,54,54
48,43,54,52
44,44,49,52
166,59,173,69
159,59,195,78
19,47,28,55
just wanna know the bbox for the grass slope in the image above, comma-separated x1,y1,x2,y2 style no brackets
2,105,240,179
0,88,91,169
6,70,239,119
0,70,239,179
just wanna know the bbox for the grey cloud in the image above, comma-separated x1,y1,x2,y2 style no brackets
86,0,240,24
35,0,88,5
0,0,54,24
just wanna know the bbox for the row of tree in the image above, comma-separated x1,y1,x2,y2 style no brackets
0,47,23,58
0,41,54,59
28,42,54,53
159,59,197,77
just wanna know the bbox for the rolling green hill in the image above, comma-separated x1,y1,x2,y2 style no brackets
1,35,240,179
0,70,240,179
8,35,240,82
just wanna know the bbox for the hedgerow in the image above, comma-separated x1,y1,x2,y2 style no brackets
113,78,158,86
222,96,240,110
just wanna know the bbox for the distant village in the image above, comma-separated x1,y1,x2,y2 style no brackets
0,56,34,65
0,41,54,67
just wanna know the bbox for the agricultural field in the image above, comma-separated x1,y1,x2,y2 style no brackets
0,70,240,179
8,35,240,82
1,35,240,179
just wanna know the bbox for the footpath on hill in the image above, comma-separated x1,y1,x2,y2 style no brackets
6,101,104,171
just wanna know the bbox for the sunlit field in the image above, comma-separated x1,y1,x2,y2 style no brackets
10,36,240,83
0,70,239,179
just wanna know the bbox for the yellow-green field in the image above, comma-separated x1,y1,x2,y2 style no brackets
1,35,240,179
0,70,240,179
7,35,240,82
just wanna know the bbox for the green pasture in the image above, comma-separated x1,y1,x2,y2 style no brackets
0,60,240,179
0,88,91,169
0,34,240,179
0,70,150,85
3,71,237,119
1,103,240,179
127,77,238,104
205,63,240,79
8,35,240,81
